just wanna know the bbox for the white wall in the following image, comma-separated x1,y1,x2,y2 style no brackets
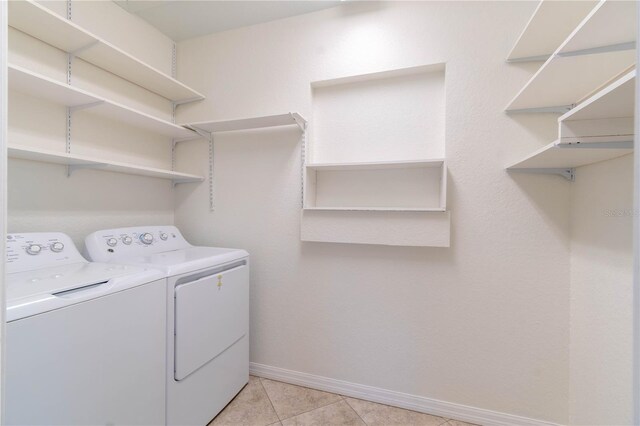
8,1,177,248
569,154,634,425
175,2,573,423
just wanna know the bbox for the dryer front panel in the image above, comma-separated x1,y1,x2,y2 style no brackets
174,260,249,381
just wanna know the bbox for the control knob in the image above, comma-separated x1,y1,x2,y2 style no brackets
140,233,153,245
159,232,168,241
106,238,118,247
50,242,64,253
26,244,42,255
122,236,132,245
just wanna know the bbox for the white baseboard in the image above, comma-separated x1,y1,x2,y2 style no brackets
250,362,563,426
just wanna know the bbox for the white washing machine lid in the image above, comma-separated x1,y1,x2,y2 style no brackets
120,246,249,276
6,261,165,322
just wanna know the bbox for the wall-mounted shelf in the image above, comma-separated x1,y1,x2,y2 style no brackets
506,0,636,112
304,159,447,212
507,140,633,181
8,0,204,103
9,64,195,138
8,145,204,184
507,0,597,62
560,70,635,123
184,113,306,133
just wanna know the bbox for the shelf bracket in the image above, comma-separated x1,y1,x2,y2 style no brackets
171,135,201,171
506,54,551,63
67,163,108,177
291,112,307,132
557,41,636,58
555,140,634,150
506,105,573,114
69,100,104,113
509,167,575,181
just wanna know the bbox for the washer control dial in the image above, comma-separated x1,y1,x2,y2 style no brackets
50,242,64,253
140,233,153,245
106,238,118,247
159,232,168,241
122,236,132,245
26,244,42,255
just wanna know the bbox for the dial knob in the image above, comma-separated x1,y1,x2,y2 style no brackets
159,232,168,241
106,238,118,247
26,244,41,255
140,233,153,245
122,236,132,245
50,242,64,253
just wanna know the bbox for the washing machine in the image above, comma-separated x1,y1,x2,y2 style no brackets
5,232,167,425
85,225,250,426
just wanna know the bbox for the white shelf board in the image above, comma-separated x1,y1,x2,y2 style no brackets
306,159,445,171
303,207,446,212
185,113,306,133
8,0,204,103
506,0,636,111
507,140,633,170
8,145,204,184
559,70,635,122
9,64,195,138
507,0,597,62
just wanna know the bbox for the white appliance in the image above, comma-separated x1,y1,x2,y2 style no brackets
85,225,250,426
5,232,167,426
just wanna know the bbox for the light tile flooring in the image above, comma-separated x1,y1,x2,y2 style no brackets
209,376,478,426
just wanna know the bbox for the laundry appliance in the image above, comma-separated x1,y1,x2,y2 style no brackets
85,225,250,426
5,232,167,425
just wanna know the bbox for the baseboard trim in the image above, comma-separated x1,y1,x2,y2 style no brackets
249,363,563,426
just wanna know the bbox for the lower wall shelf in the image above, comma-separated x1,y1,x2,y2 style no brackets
8,145,204,184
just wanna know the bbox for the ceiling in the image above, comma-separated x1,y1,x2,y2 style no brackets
115,1,343,41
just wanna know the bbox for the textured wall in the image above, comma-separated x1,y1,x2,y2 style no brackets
8,1,177,249
175,2,572,423
569,154,634,424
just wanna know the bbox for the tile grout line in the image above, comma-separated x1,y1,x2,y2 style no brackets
342,397,370,426
279,399,349,423
258,377,283,423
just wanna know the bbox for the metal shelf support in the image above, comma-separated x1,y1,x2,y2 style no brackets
509,167,576,181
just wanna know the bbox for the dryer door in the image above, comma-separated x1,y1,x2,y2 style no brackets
174,260,249,381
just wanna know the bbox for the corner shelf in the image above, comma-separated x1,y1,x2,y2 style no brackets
506,0,636,112
8,0,204,103
507,0,597,62
8,145,204,184
304,159,447,211
507,70,635,180
184,113,306,133
9,64,195,138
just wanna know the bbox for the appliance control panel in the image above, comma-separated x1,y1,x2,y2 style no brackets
6,232,87,274
84,225,192,263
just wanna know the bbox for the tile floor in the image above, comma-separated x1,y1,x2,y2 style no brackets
209,376,478,426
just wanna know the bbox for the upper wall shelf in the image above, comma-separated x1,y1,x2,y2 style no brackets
9,64,195,138
559,69,635,123
8,145,204,184
185,113,307,133
507,0,597,62
506,0,636,112
8,0,205,103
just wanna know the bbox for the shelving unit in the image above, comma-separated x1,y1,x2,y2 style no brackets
9,64,196,138
185,113,306,133
304,159,447,211
507,69,635,180
507,0,597,63
8,145,204,184
182,113,307,211
506,0,636,112
8,0,204,103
